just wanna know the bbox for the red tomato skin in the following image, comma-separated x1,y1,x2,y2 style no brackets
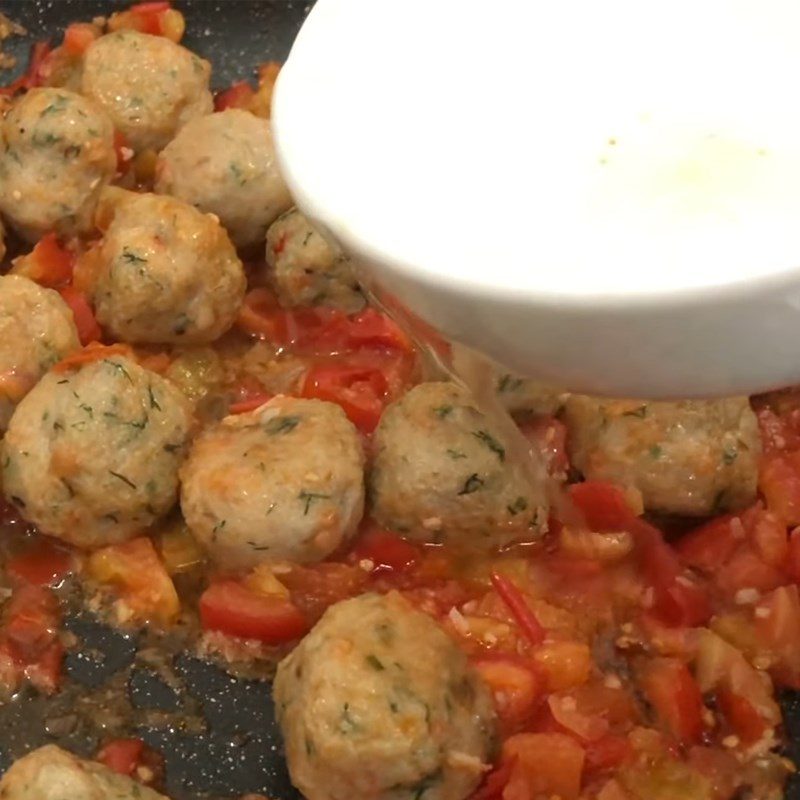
23,640,62,694
751,509,789,568
7,540,72,586
584,734,633,774
301,364,387,433
28,233,75,288
639,658,705,744
199,581,309,644
130,1,171,11
501,733,585,800
63,22,98,56
653,578,712,628
214,81,255,111
0,584,62,694
279,563,367,623
568,481,638,532
58,286,102,345
472,655,542,735
760,452,800,526
677,514,741,572
717,688,766,744
350,527,420,573
97,738,144,777
717,549,786,596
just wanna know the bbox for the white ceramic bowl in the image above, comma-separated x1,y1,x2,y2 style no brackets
273,0,800,398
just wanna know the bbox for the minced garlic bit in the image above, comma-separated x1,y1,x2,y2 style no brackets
730,517,746,539
734,587,761,605
604,673,622,689
723,735,741,749
448,606,470,636
445,750,489,774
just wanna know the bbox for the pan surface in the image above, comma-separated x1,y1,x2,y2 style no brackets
2,3,800,800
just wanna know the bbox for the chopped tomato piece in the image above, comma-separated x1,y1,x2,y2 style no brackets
199,580,308,643
490,572,545,646
349,526,420,573
7,540,72,586
63,22,99,56
22,233,75,288
330,307,412,353
716,548,786,595
279,562,367,622
301,363,387,432
214,80,256,111
58,286,102,345
584,734,633,774
686,747,741,800
131,0,170,10
501,733,585,800
694,629,781,726
238,289,412,361
0,584,62,694
568,481,640,532
237,288,330,345
548,693,609,742
639,658,705,743
637,523,712,627
754,584,800,687
750,509,789,567
760,451,800,525
473,656,541,734
23,639,63,695
108,2,184,41
97,738,144,777
595,779,633,800
87,538,180,625
716,688,766,744
533,641,592,691
676,513,742,572
653,577,712,628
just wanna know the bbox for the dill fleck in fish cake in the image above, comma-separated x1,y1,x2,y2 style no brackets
180,395,364,569
2,354,192,548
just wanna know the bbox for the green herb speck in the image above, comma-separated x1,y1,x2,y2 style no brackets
472,429,505,461
366,654,385,671
264,415,300,435
299,490,331,515
458,473,484,495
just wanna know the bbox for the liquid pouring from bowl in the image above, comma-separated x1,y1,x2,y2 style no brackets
272,0,800,400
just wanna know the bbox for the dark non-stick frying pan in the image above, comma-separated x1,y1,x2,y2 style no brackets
2,2,800,798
